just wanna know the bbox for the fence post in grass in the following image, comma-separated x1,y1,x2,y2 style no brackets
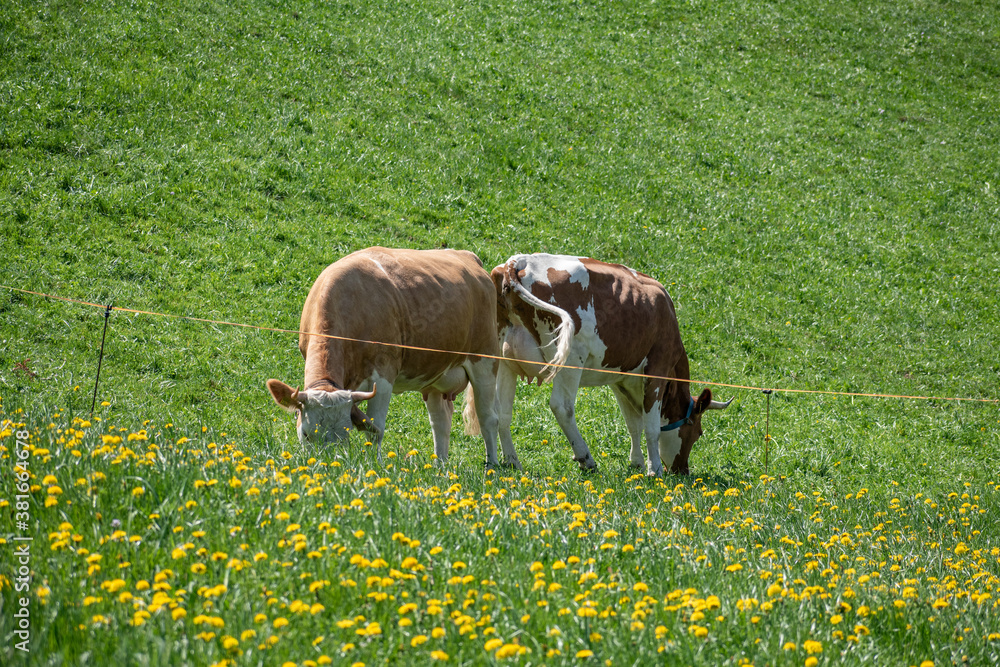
762,389,773,474
90,303,114,418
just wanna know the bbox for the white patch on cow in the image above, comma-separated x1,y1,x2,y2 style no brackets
366,257,389,277
575,302,598,335
658,428,682,470
297,388,355,444
514,254,590,292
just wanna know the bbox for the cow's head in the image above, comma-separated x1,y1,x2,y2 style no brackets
659,388,732,474
266,379,377,445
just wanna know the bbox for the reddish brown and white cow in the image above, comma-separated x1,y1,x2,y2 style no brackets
490,253,731,476
266,247,511,467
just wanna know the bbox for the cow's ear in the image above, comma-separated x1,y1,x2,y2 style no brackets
267,379,301,413
693,388,713,415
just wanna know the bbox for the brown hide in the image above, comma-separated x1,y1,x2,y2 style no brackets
301,247,499,391
494,256,693,419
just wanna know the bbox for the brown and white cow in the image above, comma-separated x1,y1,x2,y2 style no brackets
266,247,513,467
490,253,731,476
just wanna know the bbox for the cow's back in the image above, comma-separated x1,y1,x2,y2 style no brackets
496,254,682,374
302,247,497,386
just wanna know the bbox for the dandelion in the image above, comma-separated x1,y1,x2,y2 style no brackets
411,635,429,647
496,644,523,658
803,640,822,654
576,649,594,659
430,650,449,661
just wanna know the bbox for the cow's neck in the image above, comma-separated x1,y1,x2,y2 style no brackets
303,341,346,392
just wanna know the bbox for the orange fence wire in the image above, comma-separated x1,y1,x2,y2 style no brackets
3,284,997,404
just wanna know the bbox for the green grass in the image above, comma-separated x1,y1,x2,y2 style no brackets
1,0,999,664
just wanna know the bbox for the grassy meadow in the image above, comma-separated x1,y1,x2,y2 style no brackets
2,0,999,665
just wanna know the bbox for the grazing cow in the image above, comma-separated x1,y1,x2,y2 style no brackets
490,253,731,476
266,247,510,467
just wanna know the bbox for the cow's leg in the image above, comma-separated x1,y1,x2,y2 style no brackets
494,361,521,470
643,406,666,477
549,367,596,470
610,383,646,470
362,376,394,462
466,357,504,469
659,427,684,476
423,391,454,465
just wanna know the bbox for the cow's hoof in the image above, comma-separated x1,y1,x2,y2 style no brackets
502,458,523,471
575,454,597,471
629,460,645,470
646,468,664,478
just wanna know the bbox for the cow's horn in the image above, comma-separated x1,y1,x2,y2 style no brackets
708,398,733,410
351,386,376,402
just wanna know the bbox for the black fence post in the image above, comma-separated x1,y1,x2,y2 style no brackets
90,303,113,418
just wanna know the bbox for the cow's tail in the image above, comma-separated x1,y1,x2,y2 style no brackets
463,384,481,436
508,281,574,381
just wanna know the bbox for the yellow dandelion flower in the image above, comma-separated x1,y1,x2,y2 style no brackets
496,644,523,658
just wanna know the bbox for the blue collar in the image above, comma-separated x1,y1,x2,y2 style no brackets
660,398,695,432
